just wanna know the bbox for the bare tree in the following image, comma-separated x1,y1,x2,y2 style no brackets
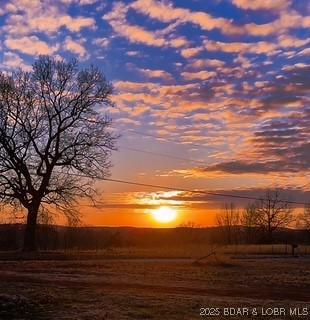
0,56,116,251
299,204,310,239
216,203,240,244
241,203,259,243
254,190,293,243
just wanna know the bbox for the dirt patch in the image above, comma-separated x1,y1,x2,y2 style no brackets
0,294,40,319
0,257,310,319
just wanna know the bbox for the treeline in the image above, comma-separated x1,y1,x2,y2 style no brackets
0,190,309,251
0,224,309,251
216,190,310,244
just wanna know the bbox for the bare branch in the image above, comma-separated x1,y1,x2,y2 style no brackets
0,56,117,250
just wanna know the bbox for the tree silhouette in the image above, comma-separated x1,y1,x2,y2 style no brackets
0,56,116,251
253,190,293,243
216,202,240,244
299,203,310,240
241,203,259,243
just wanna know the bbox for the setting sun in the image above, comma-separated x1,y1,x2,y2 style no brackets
151,206,177,224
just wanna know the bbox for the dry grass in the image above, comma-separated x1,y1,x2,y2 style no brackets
0,245,310,320
0,246,309,319
1,244,309,262
221,244,310,255
68,243,310,259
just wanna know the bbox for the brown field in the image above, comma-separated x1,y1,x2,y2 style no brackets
0,245,310,319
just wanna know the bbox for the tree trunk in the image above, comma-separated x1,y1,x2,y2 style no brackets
23,206,39,252
267,221,273,244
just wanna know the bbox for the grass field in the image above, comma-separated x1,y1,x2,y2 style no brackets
0,245,310,319
90,243,310,258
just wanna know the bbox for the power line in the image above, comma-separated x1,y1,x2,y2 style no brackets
127,129,211,150
22,119,309,205
85,119,210,149
116,145,309,181
87,119,310,178
86,120,310,182
60,171,309,206
119,145,207,165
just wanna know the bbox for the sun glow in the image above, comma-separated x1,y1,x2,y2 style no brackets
151,206,177,224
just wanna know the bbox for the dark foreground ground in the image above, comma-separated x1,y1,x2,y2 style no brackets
0,252,309,319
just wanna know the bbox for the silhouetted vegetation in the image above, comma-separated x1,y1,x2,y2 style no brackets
0,224,309,252
298,203,310,241
216,203,240,244
0,56,116,251
216,190,295,244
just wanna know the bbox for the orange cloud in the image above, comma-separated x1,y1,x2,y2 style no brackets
63,36,88,59
180,47,203,58
296,48,310,56
92,37,110,48
1,51,31,71
114,81,158,92
130,0,308,39
244,10,310,37
181,71,216,81
137,68,173,81
3,0,95,35
103,2,166,47
232,0,291,10
5,35,58,56
114,24,166,47
277,35,309,48
204,39,278,55
131,0,189,23
187,58,225,69
169,37,189,48
104,1,309,56
131,0,240,35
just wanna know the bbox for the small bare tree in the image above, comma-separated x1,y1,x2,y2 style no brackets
299,204,310,240
216,203,240,244
241,203,259,243
254,190,293,243
0,56,116,251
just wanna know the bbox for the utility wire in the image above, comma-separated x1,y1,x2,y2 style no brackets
59,171,309,206
23,119,309,206
119,145,207,165
128,129,210,149
87,120,310,181
117,145,309,181
85,119,211,149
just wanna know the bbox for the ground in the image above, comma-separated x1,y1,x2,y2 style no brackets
0,247,309,319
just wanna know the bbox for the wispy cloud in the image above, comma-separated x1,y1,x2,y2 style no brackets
0,0,308,221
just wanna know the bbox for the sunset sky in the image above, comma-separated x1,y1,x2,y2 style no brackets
0,0,309,227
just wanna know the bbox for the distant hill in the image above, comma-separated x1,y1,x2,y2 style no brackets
0,224,309,251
